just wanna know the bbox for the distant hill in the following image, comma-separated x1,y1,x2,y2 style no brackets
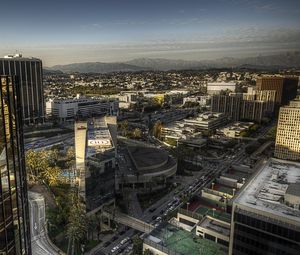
49,62,149,73
43,68,64,75
48,52,300,73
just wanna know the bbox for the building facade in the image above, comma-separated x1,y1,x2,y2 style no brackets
207,82,236,95
0,76,31,254
0,54,44,124
274,97,300,161
211,90,275,123
75,117,117,214
256,76,298,106
46,96,119,122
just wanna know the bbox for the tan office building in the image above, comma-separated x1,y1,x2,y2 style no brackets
274,97,300,161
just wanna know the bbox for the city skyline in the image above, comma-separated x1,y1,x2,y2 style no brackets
1,0,300,66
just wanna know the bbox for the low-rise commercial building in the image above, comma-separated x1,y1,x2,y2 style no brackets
46,96,119,122
207,82,236,95
217,122,254,138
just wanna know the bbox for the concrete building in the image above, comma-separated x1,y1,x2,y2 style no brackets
75,117,117,214
256,76,298,106
46,96,119,122
274,97,300,161
183,112,228,132
211,90,275,123
0,76,31,254
211,94,243,121
217,122,254,138
0,54,44,124
229,158,300,255
183,95,211,106
116,141,177,191
207,82,236,95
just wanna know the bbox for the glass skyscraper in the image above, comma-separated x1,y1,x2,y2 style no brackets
0,75,31,254
0,54,44,124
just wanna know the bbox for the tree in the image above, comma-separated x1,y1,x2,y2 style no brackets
120,120,129,136
267,125,277,140
67,191,87,255
49,149,60,166
132,128,142,139
152,121,162,139
25,150,49,182
132,236,143,255
41,166,61,186
143,249,153,255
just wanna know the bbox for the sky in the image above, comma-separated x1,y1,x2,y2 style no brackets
1,0,300,66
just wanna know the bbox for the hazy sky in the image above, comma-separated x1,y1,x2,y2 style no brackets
1,0,299,66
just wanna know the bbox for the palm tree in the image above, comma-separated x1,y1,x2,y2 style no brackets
67,191,87,255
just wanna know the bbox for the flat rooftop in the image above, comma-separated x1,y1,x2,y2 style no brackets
234,158,300,223
86,118,113,157
146,223,227,255
195,206,231,223
127,146,169,171
199,217,230,237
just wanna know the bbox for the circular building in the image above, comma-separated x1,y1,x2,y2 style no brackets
116,145,177,191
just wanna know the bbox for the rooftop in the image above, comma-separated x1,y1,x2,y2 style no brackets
86,118,113,157
286,183,300,197
145,223,227,255
195,206,231,223
199,217,230,237
127,146,169,171
234,158,300,223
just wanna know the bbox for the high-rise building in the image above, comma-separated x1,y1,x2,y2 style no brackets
0,54,44,124
211,90,275,123
274,97,300,161
229,158,300,255
256,76,298,106
211,94,242,121
0,76,31,254
75,117,117,214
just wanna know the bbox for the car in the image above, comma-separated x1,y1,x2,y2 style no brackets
111,246,119,253
119,230,126,235
149,207,156,213
160,210,164,214
111,236,118,241
152,215,157,220
120,237,130,245
104,241,111,247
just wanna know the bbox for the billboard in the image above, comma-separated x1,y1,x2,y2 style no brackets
88,139,111,147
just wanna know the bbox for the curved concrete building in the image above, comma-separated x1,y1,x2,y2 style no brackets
116,145,177,191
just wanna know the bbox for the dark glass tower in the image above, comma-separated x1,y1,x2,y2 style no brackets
0,55,44,124
0,76,31,254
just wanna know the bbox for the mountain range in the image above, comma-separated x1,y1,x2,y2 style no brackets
47,52,300,73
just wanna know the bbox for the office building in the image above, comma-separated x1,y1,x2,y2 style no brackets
230,158,300,255
256,76,298,106
46,96,119,122
0,54,44,124
75,117,117,214
274,97,300,161
0,76,31,254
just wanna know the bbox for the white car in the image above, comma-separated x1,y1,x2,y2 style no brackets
120,237,130,245
111,246,119,253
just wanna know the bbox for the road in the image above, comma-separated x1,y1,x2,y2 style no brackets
29,191,64,255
